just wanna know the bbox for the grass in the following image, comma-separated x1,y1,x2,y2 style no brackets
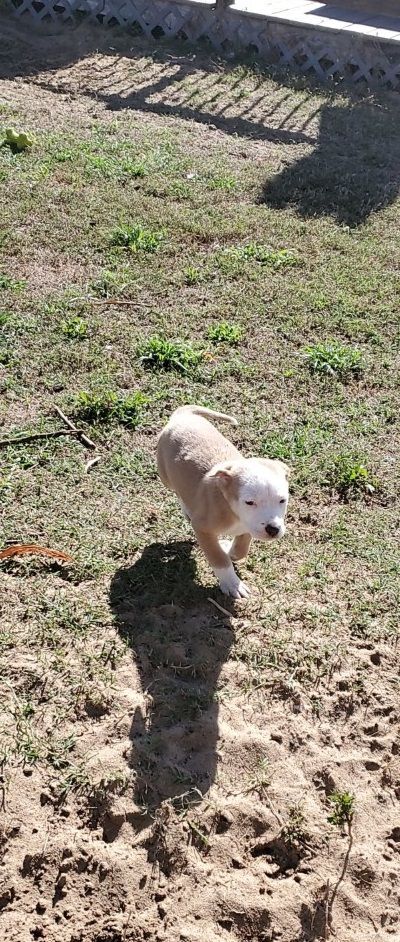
138,336,203,373
208,321,243,346
184,265,201,286
0,33,399,938
61,316,88,339
304,341,363,379
328,455,377,499
73,390,147,427
224,244,299,268
110,223,164,252
0,272,25,291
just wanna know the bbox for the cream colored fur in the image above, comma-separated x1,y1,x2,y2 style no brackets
157,405,289,598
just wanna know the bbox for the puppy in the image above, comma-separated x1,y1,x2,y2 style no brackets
157,405,289,598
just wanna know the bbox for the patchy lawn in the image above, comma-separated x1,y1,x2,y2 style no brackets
0,15,399,942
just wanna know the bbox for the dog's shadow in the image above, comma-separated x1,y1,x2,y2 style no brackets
109,540,234,812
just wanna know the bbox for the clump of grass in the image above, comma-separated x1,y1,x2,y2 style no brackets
90,267,134,298
328,455,376,499
110,224,164,253
46,734,76,771
0,311,10,327
0,347,12,365
328,791,355,827
208,321,243,346
282,805,309,845
262,424,329,462
61,316,88,339
59,764,91,798
74,390,147,427
207,175,236,192
138,336,203,374
0,272,25,291
85,153,146,180
184,265,201,286
304,341,363,379
237,244,298,267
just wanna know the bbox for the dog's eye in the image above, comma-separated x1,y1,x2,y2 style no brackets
279,499,286,504
245,500,255,506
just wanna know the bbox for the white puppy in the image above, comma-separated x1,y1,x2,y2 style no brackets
157,405,289,599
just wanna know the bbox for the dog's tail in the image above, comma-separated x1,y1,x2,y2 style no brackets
173,404,238,427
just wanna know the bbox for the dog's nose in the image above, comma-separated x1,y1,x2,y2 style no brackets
265,524,280,538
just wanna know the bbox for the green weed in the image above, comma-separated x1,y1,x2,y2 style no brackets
138,336,203,373
236,244,298,267
282,806,309,845
0,272,25,291
184,265,201,286
207,175,236,192
328,791,355,827
208,321,243,346
61,316,88,339
328,455,376,499
90,268,134,298
304,341,363,379
110,224,164,253
0,347,12,365
74,390,147,427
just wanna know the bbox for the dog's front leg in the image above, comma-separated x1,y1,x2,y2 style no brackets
194,528,251,599
229,533,252,561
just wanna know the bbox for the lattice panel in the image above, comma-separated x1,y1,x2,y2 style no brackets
9,0,400,90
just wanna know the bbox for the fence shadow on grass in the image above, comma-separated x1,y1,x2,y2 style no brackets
3,15,400,224
261,99,400,227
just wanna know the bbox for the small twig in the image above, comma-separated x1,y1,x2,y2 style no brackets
264,793,284,828
122,909,133,941
0,429,79,448
323,879,331,940
328,818,354,926
207,597,233,618
85,456,101,473
0,762,6,812
319,817,354,938
54,405,96,450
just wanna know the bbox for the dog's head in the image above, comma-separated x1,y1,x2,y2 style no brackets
209,457,289,541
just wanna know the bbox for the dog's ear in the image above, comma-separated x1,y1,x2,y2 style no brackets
259,457,290,479
276,460,290,480
209,462,234,483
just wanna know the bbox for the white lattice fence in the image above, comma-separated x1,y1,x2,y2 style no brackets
9,0,400,90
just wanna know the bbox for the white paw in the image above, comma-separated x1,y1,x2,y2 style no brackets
233,579,251,599
218,572,251,599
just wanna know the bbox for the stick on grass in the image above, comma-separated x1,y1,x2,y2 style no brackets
54,405,96,450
